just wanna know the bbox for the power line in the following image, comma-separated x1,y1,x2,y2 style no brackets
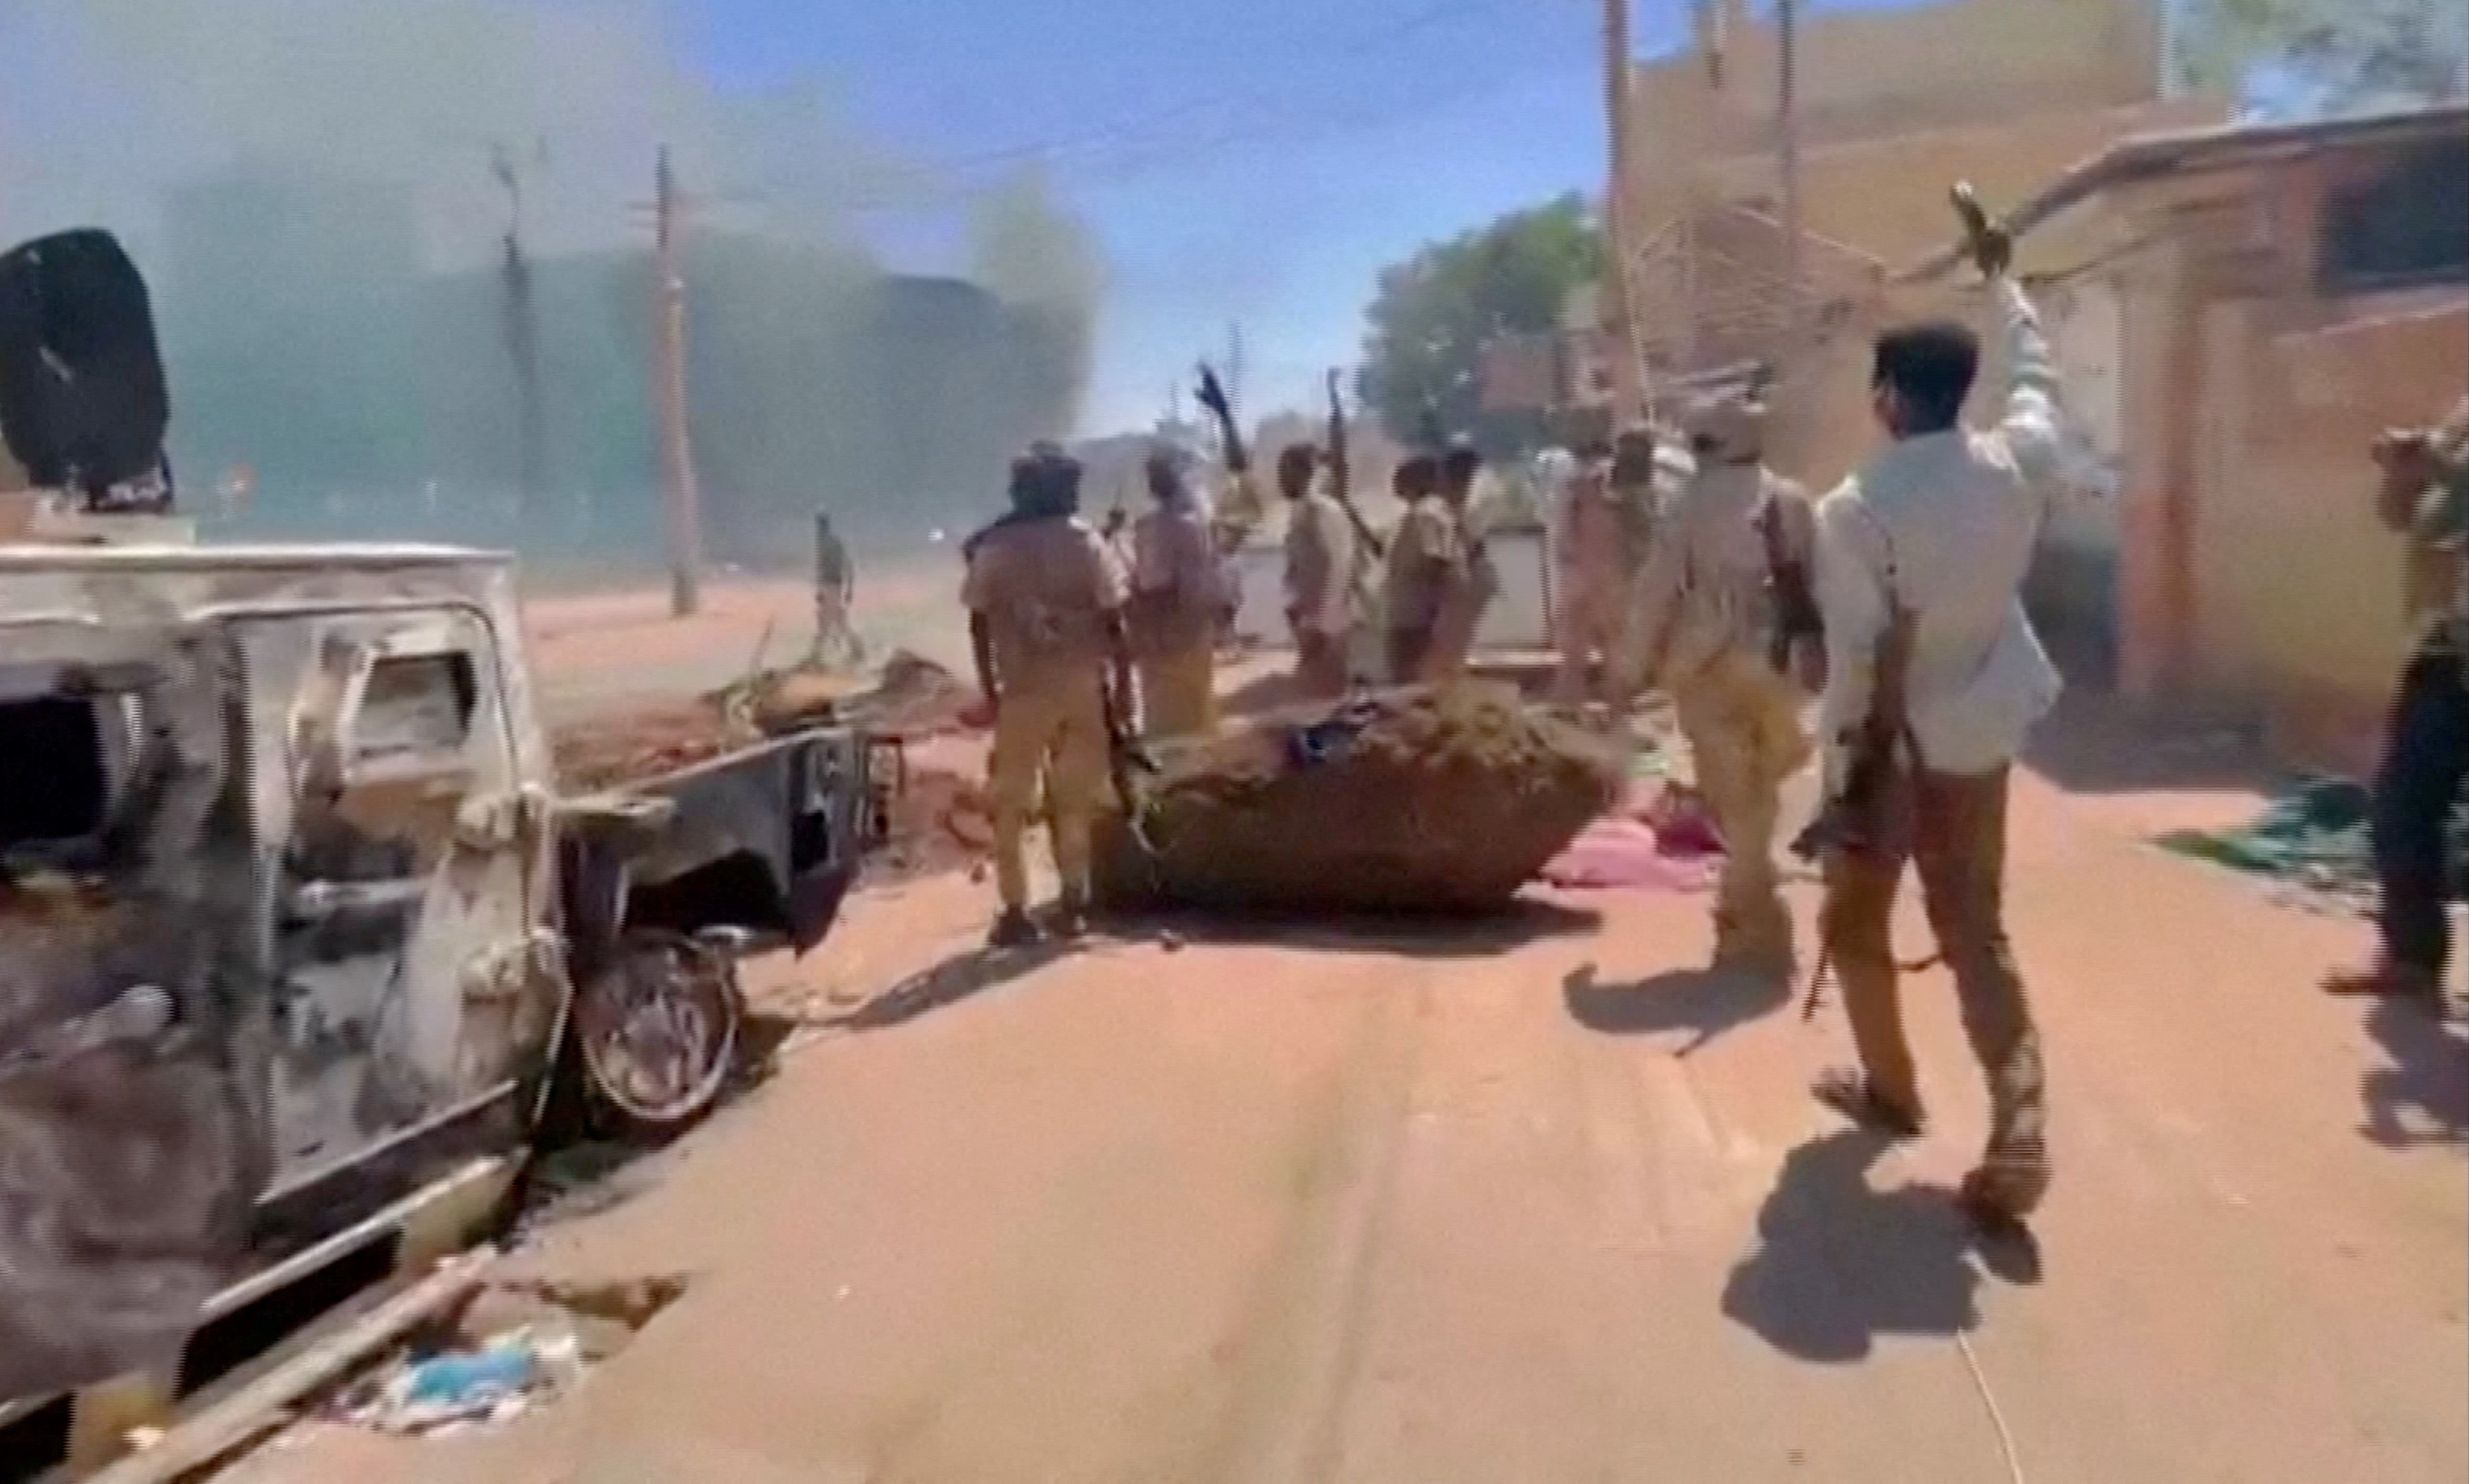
810,0,1559,209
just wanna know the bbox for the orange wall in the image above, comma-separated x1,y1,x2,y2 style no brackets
2208,297,2469,772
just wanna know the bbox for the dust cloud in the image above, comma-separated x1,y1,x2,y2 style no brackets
0,0,1101,574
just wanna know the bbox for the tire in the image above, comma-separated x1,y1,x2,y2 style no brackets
569,928,744,1143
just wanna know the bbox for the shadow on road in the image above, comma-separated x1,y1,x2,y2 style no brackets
827,937,1082,1032
2358,995,2469,1148
1130,897,1602,961
1722,1131,1991,1364
1560,961,1789,1056
2021,688,2268,798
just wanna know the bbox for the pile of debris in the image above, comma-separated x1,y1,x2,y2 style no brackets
550,699,758,793
325,1275,686,1437
1092,684,1619,914
552,649,978,793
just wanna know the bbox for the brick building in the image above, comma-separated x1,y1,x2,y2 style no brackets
1595,0,2224,481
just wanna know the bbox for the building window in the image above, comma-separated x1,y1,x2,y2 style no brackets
2318,138,2469,294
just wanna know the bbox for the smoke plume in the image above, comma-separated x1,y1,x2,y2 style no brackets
0,0,1104,562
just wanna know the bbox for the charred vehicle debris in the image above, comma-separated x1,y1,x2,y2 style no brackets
0,229,900,1426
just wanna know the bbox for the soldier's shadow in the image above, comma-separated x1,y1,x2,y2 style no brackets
1721,1130,1987,1364
826,937,1081,1032
1560,961,1790,1056
1134,897,1602,962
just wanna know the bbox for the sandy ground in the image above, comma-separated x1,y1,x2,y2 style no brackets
220,615,2467,1484
525,563,972,724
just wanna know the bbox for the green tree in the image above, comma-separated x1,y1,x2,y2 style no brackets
1357,193,1602,455
2176,0,2468,115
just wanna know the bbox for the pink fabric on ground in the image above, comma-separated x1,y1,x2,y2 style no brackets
1541,817,1719,891
1643,784,1726,858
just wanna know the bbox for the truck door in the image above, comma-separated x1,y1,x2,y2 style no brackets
0,626,262,1403
233,606,555,1203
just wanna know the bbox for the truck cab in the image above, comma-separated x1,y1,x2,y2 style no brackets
0,543,567,1404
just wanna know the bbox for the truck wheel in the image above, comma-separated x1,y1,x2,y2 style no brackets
572,928,744,1141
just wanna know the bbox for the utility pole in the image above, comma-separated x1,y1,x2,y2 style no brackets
1776,0,1804,375
1602,0,1647,422
494,143,544,514
653,146,703,617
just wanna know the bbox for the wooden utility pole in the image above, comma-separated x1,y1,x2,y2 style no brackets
653,146,703,618
1601,0,1646,422
493,143,544,513
1776,0,1805,368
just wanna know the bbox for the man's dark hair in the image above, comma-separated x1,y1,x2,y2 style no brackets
1872,319,1980,433
1010,448,1081,515
1440,442,1482,486
1393,453,1441,498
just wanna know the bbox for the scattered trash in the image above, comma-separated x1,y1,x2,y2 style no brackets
337,1324,580,1435
1283,699,1381,770
327,1276,686,1438
2155,774,2465,913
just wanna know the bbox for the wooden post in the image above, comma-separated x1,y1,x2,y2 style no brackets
654,147,703,618
1777,0,1803,337
1772,0,1805,451
1602,0,1648,423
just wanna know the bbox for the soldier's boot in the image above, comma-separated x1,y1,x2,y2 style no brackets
988,908,1043,950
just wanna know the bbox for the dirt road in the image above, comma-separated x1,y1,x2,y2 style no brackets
524,566,969,723
226,625,2467,1484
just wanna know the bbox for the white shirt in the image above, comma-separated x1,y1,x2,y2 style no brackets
1813,277,2091,791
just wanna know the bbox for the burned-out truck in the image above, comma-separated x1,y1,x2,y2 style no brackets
0,231,894,1445
0,541,892,1425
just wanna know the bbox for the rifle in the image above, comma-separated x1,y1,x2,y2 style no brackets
1792,593,1914,863
1101,677,1164,867
1794,593,1922,1020
1196,363,1248,473
1758,492,1823,681
1325,369,1386,561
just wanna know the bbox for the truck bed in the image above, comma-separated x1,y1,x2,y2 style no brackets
557,723,889,958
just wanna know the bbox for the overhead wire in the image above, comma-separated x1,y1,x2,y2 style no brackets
721,0,1586,216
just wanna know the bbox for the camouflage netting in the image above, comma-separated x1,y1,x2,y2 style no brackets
1092,684,1619,915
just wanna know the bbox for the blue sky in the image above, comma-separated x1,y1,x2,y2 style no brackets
0,0,2101,439
671,0,1721,431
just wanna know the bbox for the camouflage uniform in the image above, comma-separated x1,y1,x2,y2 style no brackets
1618,396,1814,973
962,515,1128,915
